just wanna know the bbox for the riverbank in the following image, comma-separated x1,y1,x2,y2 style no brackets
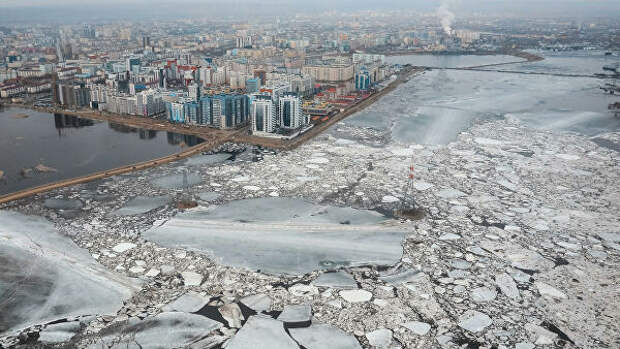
382,49,544,63
237,66,421,150
0,134,236,205
0,66,418,203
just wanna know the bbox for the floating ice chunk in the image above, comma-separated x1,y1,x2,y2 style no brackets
112,195,171,216
308,157,329,164
470,287,497,303
556,154,580,161
290,323,362,349
335,139,356,145
38,322,81,344
128,266,145,274
241,294,272,313
534,282,567,299
185,153,230,166
451,259,471,269
524,323,558,345
437,188,466,199
0,211,136,336
112,242,136,253
219,303,244,328
403,273,446,320
198,191,221,202
88,312,221,349
495,273,520,300
414,181,434,191
43,198,83,210
232,176,250,182
226,316,298,349
296,176,320,183
313,271,358,289
458,310,492,333
516,342,536,349
365,328,392,348
439,233,461,241
381,195,400,203
289,284,319,297
505,249,553,272
152,173,202,189
340,290,372,303
181,271,203,286
497,180,518,191
475,137,503,146
379,268,421,286
277,304,312,326
402,321,431,336
269,191,280,197
162,292,210,313
143,268,159,278
556,241,580,250
598,232,620,243
243,185,261,191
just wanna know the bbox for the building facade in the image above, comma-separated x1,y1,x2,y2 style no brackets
251,95,276,133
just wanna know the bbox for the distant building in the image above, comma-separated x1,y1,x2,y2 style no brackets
355,69,371,91
246,77,261,93
56,82,90,108
352,53,385,65
302,61,354,83
188,83,201,101
253,69,267,85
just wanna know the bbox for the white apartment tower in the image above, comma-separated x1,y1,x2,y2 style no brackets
278,94,303,130
251,96,275,133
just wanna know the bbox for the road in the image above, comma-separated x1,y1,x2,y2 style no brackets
421,66,601,79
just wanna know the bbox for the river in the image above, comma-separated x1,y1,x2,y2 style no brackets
340,51,620,146
0,107,203,195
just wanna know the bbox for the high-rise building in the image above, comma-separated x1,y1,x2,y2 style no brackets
279,94,303,130
246,78,261,93
126,57,141,73
253,70,267,85
56,82,91,108
355,69,371,91
302,60,354,83
251,95,275,133
142,36,151,48
188,83,201,101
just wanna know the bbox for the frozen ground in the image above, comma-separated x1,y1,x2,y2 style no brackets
0,55,619,348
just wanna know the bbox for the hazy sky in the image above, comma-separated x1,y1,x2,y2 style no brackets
0,0,618,22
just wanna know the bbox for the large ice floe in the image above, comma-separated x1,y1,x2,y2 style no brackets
0,211,137,336
85,312,222,349
144,197,407,275
111,195,171,216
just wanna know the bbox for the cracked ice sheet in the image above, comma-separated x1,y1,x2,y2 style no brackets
144,198,407,275
0,211,138,336
111,195,172,216
87,312,222,349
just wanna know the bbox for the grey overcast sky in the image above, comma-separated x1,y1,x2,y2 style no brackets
0,0,619,22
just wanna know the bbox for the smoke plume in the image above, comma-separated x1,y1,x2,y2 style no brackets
437,2,455,36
